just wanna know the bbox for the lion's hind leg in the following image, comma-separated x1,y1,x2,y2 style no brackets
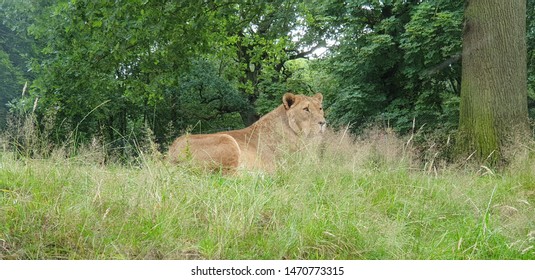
168,133,241,173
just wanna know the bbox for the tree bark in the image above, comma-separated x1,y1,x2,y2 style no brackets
457,0,529,164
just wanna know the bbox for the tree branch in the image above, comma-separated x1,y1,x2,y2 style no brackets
287,41,327,60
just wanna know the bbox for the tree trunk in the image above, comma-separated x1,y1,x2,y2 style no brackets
457,0,529,164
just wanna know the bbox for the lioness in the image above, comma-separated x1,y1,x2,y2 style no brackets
168,92,326,172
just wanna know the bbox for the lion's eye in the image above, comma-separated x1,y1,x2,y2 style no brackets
319,107,323,111
303,107,310,112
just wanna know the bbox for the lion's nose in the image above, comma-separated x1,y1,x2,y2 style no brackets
319,120,326,126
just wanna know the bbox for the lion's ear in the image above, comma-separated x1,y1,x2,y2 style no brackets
283,92,297,110
313,92,323,102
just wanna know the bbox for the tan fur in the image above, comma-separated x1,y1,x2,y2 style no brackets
168,92,326,172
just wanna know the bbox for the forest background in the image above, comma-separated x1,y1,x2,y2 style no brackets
2,0,534,158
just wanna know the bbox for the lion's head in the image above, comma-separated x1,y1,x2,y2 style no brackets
282,92,326,137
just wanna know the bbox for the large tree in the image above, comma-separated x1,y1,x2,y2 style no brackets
457,0,529,164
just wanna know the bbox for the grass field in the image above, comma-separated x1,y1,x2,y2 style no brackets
1,129,534,259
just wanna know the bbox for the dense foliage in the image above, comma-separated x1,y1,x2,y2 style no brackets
324,0,463,134
1,0,534,153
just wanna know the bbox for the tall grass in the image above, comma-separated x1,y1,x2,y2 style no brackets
0,122,534,259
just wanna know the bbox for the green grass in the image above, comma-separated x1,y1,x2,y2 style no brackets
1,130,534,259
